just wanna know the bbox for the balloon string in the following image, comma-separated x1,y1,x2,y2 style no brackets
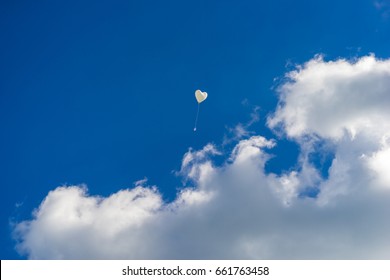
194,103,200,131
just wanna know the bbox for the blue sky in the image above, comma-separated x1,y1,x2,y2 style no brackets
1,0,390,259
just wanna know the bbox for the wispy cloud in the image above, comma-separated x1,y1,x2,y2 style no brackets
374,0,390,19
223,104,261,145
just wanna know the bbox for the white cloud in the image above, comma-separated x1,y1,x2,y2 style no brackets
268,54,390,204
14,186,163,259
268,54,390,140
366,134,390,188
178,143,220,185
13,55,390,259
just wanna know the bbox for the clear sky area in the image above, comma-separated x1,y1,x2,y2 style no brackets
1,0,390,259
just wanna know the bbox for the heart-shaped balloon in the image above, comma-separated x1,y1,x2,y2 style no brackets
195,89,208,103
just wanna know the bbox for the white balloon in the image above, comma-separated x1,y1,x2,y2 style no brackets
195,89,208,103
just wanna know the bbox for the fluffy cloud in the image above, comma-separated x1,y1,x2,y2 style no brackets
268,54,390,199
268,54,390,140
14,185,164,259
14,55,390,259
